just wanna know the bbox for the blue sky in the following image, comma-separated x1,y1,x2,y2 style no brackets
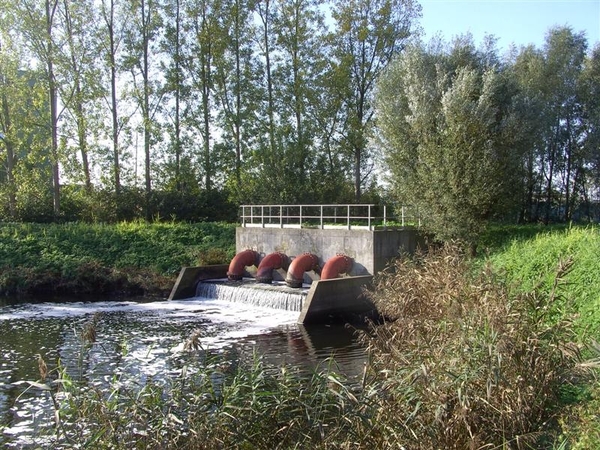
419,0,600,52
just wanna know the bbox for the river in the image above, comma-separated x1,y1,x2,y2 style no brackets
0,290,368,448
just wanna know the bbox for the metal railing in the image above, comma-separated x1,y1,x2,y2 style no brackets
239,204,420,230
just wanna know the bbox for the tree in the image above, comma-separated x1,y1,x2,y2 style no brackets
57,0,104,191
5,0,62,218
98,0,126,195
212,0,258,199
183,0,227,193
122,0,163,218
581,44,600,211
377,39,524,248
540,27,587,223
508,44,548,222
329,0,419,201
0,38,18,219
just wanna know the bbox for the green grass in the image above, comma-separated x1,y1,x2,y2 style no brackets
0,221,236,297
482,224,600,340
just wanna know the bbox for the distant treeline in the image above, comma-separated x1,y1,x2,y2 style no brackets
0,1,599,229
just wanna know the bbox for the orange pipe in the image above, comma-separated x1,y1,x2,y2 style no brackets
227,249,260,281
256,252,289,284
321,254,353,280
285,253,320,288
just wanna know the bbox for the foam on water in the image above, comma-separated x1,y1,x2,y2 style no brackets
0,296,301,447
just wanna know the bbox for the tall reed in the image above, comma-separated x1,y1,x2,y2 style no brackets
365,243,585,449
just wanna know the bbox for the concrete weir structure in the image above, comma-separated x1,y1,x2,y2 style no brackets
169,204,422,324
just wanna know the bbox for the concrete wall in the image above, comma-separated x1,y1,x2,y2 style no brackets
168,264,228,300
236,226,421,276
298,276,374,324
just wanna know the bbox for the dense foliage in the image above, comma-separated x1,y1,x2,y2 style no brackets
0,0,420,222
377,29,600,246
0,221,236,296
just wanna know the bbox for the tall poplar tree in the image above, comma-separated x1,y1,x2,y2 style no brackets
212,0,257,198
11,0,62,218
58,0,103,191
99,0,125,195
0,38,18,218
123,0,163,218
329,0,419,201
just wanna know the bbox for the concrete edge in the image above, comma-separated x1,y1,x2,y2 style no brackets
297,275,374,324
168,264,229,300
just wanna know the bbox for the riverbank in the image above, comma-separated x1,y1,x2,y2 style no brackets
1,221,598,448
0,221,236,298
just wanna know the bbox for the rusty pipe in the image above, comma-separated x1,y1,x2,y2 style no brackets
227,249,260,281
285,253,319,288
321,254,353,280
256,252,289,284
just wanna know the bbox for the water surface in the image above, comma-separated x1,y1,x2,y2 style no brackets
0,295,367,448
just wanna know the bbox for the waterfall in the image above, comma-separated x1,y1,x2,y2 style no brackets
196,281,307,312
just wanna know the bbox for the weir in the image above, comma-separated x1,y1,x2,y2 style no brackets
196,280,307,312
169,204,423,324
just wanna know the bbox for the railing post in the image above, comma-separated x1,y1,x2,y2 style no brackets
383,205,387,230
402,206,405,227
261,205,264,228
368,204,371,230
346,205,350,230
320,205,324,229
299,205,303,228
279,205,283,228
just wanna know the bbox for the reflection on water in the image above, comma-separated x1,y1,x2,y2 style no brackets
0,297,367,448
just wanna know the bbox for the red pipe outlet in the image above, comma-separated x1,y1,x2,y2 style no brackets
321,254,353,280
256,252,289,284
285,253,320,288
227,249,260,281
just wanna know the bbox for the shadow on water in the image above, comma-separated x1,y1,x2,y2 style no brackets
0,296,368,447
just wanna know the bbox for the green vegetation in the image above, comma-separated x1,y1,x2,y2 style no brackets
11,224,599,448
482,225,600,339
377,28,600,248
0,221,236,297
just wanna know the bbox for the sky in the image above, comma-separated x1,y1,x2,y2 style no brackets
419,0,600,52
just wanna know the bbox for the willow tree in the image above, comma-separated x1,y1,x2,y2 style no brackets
377,39,524,248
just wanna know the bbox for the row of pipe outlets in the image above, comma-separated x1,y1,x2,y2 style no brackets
226,250,354,287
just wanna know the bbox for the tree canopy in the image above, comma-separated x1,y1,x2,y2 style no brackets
0,0,598,236
0,0,420,222
376,29,600,247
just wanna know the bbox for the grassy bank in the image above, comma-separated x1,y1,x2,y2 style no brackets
0,221,236,298
481,224,600,340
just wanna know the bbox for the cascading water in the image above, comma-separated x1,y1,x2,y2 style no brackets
196,280,307,312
